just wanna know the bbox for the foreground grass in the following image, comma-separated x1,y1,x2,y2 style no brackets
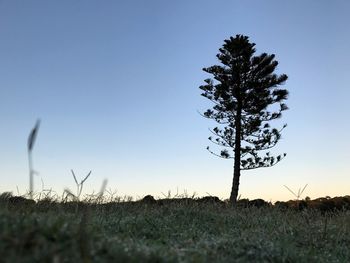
1,200,350,262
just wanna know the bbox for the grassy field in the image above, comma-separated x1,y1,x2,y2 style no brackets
1,196,350,263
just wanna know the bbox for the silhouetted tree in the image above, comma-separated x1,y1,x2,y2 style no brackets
199,35,288,204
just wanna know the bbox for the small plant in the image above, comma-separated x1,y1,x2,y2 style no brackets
27,119,40,199
68,170,91,200
64,170,91,201
283,184,308,200
83,179,108,203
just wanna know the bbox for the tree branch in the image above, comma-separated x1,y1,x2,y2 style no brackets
206,147,233,159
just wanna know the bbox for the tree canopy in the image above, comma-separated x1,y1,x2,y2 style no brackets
199,35,289,203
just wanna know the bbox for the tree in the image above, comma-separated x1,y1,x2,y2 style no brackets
199,35,289,204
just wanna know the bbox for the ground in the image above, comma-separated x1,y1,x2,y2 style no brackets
1,197,350,262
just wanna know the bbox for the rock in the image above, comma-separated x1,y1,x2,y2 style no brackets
141,195,157,204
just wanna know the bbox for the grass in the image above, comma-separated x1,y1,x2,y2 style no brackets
1,196,350,262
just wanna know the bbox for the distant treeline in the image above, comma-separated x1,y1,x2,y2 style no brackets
1,192,350,214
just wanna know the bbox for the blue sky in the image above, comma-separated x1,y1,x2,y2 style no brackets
0,1,349,201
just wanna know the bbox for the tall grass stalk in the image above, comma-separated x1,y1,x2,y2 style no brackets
27,119,40,199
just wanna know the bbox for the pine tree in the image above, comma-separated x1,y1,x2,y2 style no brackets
199,35,289,204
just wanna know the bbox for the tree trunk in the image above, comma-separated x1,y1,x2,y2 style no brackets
230,100,242,204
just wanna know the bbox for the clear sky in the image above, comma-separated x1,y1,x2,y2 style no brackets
0,0,349,201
